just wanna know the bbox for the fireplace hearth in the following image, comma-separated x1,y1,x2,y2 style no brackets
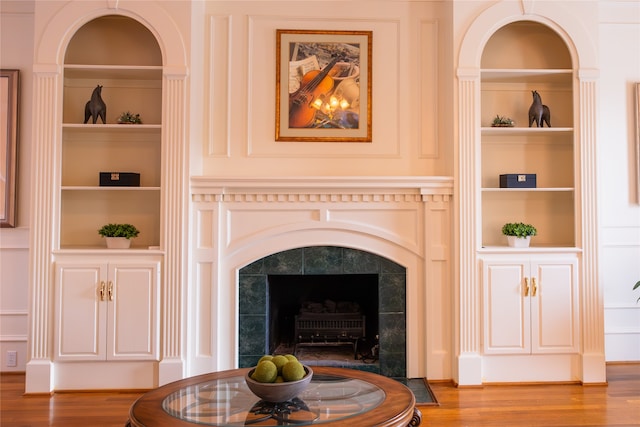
238,246,406,377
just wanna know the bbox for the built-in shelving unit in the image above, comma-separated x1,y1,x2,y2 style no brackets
455,2,603,387
471,20,584,384
479,21,575,249
27,3,189,393
60,15,162,249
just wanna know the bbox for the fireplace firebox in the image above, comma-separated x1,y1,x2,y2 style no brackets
268,274,378,361
238,246,406,377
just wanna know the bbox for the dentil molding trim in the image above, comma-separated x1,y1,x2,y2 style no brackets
190,176,454,202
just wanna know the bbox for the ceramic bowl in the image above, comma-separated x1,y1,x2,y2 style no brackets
245,365,313,402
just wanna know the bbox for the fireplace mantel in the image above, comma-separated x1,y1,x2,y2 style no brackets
190,176,453,196
188,175,454,380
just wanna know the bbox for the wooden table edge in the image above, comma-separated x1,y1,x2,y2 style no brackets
128,366,418,427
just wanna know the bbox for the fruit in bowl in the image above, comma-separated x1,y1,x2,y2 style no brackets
245,354,313,402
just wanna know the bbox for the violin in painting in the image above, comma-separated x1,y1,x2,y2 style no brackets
288,57,340,128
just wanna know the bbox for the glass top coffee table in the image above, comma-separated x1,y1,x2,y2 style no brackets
127,366,421,426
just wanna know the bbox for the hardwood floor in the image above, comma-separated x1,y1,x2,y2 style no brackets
422,364,640,426
1,364,638,426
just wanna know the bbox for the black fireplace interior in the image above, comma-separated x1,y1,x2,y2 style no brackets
267,274,379,358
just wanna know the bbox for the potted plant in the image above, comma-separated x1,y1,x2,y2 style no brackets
491,115,515,127
501,222,537,247
116,111,143,124
98,223,140,249
634,280,640,303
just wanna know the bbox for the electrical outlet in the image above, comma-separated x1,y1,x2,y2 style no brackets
7,351,17,367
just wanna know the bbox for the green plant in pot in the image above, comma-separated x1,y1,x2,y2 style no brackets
116,111,143,124
634,280,640,303
491,115,515,127
98,223,140,249
502,222,537,247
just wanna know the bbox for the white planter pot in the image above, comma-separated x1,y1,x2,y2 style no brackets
506,235,531,248
105,237,132,249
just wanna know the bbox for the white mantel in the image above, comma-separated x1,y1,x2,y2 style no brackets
188,176,454,380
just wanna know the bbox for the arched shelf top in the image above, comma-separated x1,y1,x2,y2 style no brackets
481,21,571,70
35,1,187,73
458,1,598,74
65,15,162,67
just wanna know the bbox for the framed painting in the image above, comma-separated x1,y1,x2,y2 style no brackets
275,29,372,142
1,70,19,228
636,83,640,203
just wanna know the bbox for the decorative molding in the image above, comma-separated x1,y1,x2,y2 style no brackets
161,75,188,367
191,177,453,204
192,192,451,204
419,20,439,159
191,176,453,192
578,79,604,365
520,0,535,15
0,335,28,342
0,310,28,316
0,228,30,248
207,15,232,157
457,76,479,361
29,72,59,364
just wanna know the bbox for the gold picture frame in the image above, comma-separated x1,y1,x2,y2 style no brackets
275,29,372,142
636,83,640,203
1,70,19,228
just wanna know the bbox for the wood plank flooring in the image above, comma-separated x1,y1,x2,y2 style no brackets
1,364,638,426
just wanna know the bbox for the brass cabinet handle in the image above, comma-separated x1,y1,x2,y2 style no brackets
108,281,114,301
524,277,529,296
99,281,106,301
532,277,537,297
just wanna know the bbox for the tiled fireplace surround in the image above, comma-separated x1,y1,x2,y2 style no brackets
238,246,407,377
190,177,453,380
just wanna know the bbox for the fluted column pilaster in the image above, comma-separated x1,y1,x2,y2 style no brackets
578,74,606,383
456,70,482,385
158,69,189,385
26,66,60,393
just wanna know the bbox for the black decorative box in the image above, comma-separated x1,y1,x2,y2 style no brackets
499,174,536,188
99,172,140,187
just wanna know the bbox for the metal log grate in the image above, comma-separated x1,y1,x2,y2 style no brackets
294,314,365,359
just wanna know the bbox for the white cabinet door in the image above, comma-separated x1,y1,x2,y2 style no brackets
483,261,530,354
531,259,579,353
54,262,108,361
55,259,160,362
482,256,578,355
107,262,160,360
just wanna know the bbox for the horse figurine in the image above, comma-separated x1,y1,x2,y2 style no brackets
528,90,551,127
84,85,106,124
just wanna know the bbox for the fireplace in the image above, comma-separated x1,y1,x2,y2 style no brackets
238,246,406,377
190,176,453,381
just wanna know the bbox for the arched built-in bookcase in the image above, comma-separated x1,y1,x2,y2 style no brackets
455,1,603,385
27,2,188,393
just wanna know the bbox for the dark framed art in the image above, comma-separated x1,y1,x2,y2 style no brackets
275,29,372,142
1,69,19,228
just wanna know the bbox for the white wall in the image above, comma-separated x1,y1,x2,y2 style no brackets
0,0,33,372
191,1,454,178
0,0,638,375
598,1,640,361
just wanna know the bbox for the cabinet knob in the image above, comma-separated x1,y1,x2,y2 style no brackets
108,281,114,301
99,281,106,301
524,277,529,296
